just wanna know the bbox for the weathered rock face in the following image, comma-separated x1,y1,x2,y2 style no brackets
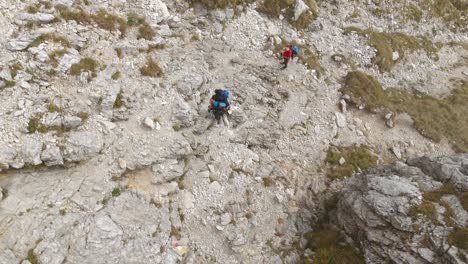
337,154,468,264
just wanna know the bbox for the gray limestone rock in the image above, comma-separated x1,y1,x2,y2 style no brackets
22,138,44,165
63,131,103,162
41,146,64,166
0,146,17,171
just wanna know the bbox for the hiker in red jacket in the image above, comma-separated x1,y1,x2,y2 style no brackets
281,45,293,69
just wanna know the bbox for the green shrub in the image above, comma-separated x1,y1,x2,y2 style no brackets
111,187,121,197
138,22,156,40
48,49,68,67
70,58,98,76
140,58,163,77
9,63,23,78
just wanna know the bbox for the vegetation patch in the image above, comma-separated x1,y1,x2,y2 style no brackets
111,187,121,197
425,0,467,32
126,13,156,40
341,71,468,152
189,0,255,10
140,58,163,77
301,227,364,264
28,33,71,49
48,49,67,67
111,71,121,80
58,7,127,36
409,200,438,223
70,58,98,77
26,248,38,264
448,228,468,250
325,144,378,179
113,90,125,108
9,62,23,79
423,183,468,211
257,0,317,29
170,225,182,239
343,28,439,72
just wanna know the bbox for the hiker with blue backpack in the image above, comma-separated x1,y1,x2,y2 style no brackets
291,45,299,62
208,89,230,126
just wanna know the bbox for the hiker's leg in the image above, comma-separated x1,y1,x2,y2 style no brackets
222,114,230,127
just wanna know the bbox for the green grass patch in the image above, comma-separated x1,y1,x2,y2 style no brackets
257,0,317,29
111,71,121,80
70,58,98,76
325,144,378,179
343,28,439,72
189,0,255,9
28,33,71,48
426,0,467,32
115,48,124,58
26,248,38,264
423,183,468,211
111,187,121,197
48,49,67,67
58,7,127,36
409,200,438,223
170,225,182,239
303,227,364,264
113,90,125,108
140,58,163,77
9,62,23,78
440,200,456,227
27,4,40,14
3,80,16,89
341,71,468,152
46,103,64,113
448,228,468,250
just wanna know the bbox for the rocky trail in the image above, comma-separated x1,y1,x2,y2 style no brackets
0,0,467,263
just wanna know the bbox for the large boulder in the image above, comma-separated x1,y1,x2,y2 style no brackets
337,154,468,264
63,131,103,162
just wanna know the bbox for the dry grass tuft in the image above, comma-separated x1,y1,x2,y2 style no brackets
140,58,163,77
325,144,378,179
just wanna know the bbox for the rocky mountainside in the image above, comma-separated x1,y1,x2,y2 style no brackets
0,0,466,263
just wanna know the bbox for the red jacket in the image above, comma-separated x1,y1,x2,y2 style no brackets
283,49,292,59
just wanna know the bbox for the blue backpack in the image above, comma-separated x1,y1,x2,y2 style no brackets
292,46,299,55
213,101,227,109
215,89,230,99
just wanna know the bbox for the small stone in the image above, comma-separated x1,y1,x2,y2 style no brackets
392,51,399,61
215,225,224,231
385,113,393,120
340,99,347,113
339,157,346,165
386,119,394,128
220,212,232,225
143,117,155,129
118,158,127,169
392,146,402,159
335,112,346,128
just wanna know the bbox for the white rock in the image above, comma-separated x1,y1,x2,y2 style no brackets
335,112,346,128
40,146,64,166
294,0,310,21
392,146,402,159
220,212,232,225
143,117,155,129
392,51,399,61
339,157,346,165
22,138,44,165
